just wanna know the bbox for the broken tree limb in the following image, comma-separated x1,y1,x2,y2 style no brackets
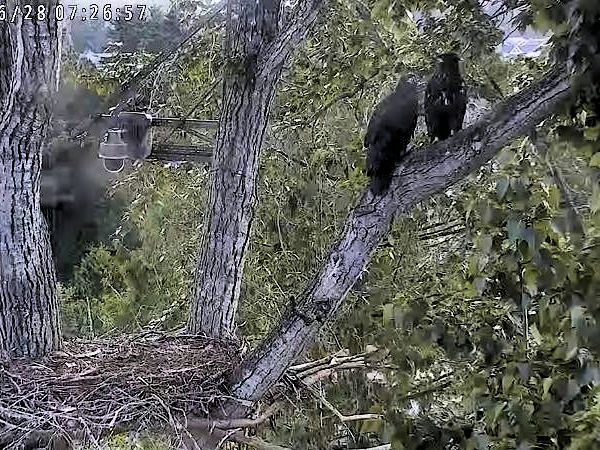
302,382,382,423
187,403,281,430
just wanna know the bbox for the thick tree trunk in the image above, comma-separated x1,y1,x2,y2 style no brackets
226,66,572,407
0,1,62,358
189,0,324,337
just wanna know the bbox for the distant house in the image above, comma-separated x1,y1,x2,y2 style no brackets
412,8,550,59
500,36,550,58
78,49,117,66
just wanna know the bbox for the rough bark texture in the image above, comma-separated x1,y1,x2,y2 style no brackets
189,0,324,337
0,1,62,358
226,66,572,406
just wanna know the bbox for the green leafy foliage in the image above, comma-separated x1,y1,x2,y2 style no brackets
62,166,206,335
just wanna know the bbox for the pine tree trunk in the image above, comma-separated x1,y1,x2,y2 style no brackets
188,0,323,337
0,2,62,358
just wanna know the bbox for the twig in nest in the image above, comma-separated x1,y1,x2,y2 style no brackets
215,428,239,449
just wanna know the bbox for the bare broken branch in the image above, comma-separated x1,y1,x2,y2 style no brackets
187,403,282,430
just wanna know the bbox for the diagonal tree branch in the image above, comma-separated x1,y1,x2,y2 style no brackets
225,64,572,408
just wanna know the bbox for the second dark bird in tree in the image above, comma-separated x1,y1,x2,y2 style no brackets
425,53,467,143
364,78,419,195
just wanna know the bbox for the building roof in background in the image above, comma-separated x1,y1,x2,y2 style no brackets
500,36,550,58
79,49,117,66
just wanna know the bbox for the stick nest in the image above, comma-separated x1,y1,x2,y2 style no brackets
0,332,241,448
